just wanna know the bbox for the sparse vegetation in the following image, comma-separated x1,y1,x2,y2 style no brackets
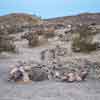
22,28,55,47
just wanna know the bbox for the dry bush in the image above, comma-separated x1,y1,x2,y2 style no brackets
28,34,39,47
0,40,15,52
43,29,55,39
23,32,39,47
0,27,16,52
22,29,55,47
0,36,15,52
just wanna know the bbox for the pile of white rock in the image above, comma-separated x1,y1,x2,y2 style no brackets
8,61,49,83
8,45,91,83
8,42,100,84
8,59,88,83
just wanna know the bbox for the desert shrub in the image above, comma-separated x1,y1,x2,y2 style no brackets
72,39,97,52
0,24,22,35
0,41,15,52
21,32,29,39
21,31,39,47
0,27,16,52
7,26,23,34
0,36,15,52
24,32,39,47
43,29,55,39
36,30,44,36
58,34,63,39
28,35,39,47
6,26,16,34
72,24,97,53
44,32,55,38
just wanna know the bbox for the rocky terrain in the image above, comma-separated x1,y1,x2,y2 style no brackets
0,12,100,100
0,13,41,26
44,13,100,26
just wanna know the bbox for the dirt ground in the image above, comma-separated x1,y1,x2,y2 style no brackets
0,39,100,100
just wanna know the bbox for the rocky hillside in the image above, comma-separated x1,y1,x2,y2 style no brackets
0,13,42,26
1,12,100,30
0,13,42,52
44,13,100,26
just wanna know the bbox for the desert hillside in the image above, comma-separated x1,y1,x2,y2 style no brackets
0,13,42,25
45,13,100,26
0,12,100,100
1,13,100,28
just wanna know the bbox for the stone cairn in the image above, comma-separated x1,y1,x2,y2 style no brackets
8,45,89,83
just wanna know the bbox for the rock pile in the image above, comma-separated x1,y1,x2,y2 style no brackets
8,46,92,83
8,43,100,83
59,69,88,82
40,45,67,62
8,60,89,83
40,46,100,80
8,61,49,83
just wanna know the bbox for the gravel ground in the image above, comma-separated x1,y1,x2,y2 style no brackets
0,39,100,100
0,76,100,100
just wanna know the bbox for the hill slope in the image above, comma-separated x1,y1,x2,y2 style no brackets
0,13,42,26
45,13,100,26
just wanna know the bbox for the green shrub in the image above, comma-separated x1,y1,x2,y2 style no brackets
72,40,97,53
72,25,97,53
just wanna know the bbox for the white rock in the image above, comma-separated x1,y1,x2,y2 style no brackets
67,73,75,82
